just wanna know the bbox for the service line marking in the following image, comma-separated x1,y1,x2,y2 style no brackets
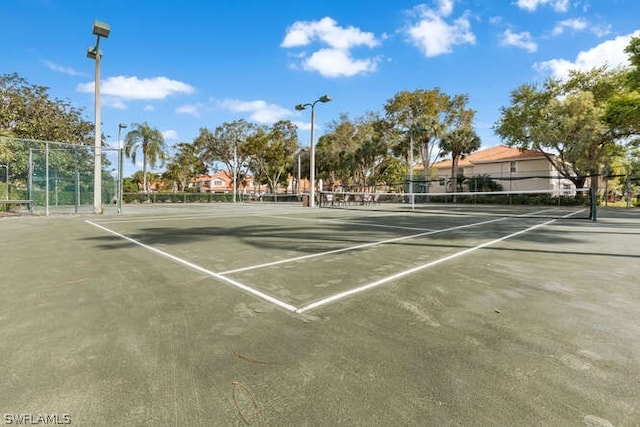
263,214,435,232
218,215,511,275
85,220,298,313
295,209,586,313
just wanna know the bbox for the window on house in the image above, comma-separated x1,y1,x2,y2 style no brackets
213,179,224,187
439,178,445,186
510,161,517,173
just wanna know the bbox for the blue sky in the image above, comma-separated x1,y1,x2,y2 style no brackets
2,0,639,176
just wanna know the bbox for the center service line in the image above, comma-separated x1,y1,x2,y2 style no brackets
295,211,584,314
85,220,298,313
218,215,511,275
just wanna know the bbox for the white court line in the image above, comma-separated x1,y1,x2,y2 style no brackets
218,215,510,275
97,210,298,224
85,220,298,313
295,209,586,314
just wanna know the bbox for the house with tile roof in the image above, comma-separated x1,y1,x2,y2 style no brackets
189,171,258,194
428,145,577,195
189,170,310,196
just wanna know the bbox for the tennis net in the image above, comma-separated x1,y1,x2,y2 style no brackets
318,188,594,219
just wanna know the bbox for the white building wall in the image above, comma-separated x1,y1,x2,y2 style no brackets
430,158,577,194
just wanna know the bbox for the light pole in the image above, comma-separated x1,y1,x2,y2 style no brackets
297,149,302,197
295,95,331,207
117,123,127,214
409,126,415,211
0,163,8,199
87,20,110,214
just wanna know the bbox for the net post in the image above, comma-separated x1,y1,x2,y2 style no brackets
590,187,597,222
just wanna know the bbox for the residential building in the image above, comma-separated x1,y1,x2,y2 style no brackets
428,145,576,195
189,171,309,195
189,171,257,194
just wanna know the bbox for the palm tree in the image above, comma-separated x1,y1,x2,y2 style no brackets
123,122,167,194
439,127,481,195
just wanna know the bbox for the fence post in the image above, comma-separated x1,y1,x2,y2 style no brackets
28,148,33,213
45,142,50,216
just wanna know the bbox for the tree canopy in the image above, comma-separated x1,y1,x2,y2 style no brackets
494,67,627,190
163,142,207,191
0,72,94,143
246,120,299,195
383,88,475,187
605,36,640,141
0,73,96,186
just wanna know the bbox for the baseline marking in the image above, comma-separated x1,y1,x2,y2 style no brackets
295,209,586,314
97,210,299,225
218,215,511,275
85,220,297,313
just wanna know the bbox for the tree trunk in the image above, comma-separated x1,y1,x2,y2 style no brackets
142,153,148,195
451,155,459,194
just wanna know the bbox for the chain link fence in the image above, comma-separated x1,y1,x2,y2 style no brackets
0,137,121,215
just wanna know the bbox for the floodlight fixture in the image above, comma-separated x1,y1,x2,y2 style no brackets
92,20,111,38
86,47,98,59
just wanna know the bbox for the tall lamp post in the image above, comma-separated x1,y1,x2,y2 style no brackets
87,20,110,214
295,95,331,207
117,123,127,214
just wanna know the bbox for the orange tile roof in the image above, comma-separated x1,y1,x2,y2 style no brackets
431,145,545,169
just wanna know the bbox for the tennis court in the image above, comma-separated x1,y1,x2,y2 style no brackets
1,202,639,425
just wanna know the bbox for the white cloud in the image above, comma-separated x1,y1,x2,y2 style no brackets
218,99,292,124
102,97,127,109
549,18,610,38
405,5,475,57
293,121,311,131
303,48,379,77
281,16,378,49
591,24,612,38
534,30,640,80
162,130,178,140
144,105,155,111
551,18,588,36
437,0,455,17
175,103,204,117
281,17,381,78
516,0,569,12
77,76,195,103
500,29,537,52
41,60,82,76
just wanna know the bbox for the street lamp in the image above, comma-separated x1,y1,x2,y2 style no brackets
409,125,415,211
87,19,110,214
117,123,127,214
295,95,331,207
295,148,308,197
